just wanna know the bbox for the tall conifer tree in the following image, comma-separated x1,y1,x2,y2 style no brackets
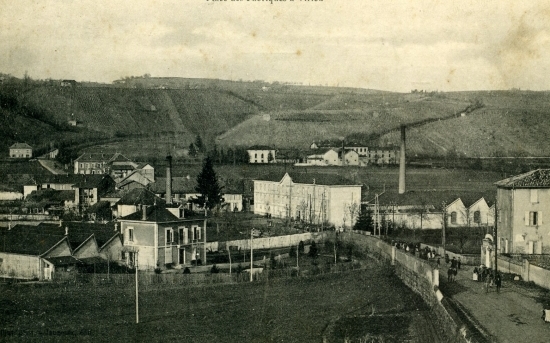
194,157,224,210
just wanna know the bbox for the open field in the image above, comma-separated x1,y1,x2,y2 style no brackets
0,265,440,343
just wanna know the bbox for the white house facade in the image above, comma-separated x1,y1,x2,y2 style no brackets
253,173,362,228
496,169,550,254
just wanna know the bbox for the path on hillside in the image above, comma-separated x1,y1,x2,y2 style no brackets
37,159,66,175
440,264,550,343
158,91,187,133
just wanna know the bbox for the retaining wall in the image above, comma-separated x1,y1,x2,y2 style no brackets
420,243,481,266
350,233,473,343
205,232,325,252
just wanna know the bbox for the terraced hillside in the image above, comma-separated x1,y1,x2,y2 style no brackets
3,78,550,159
376,91,550,157
217,92,476,149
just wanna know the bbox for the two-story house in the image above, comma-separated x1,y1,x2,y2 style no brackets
495,169,550,254
247,146,276,164
9,143,33,158
117,205,207,270
73,174,116,212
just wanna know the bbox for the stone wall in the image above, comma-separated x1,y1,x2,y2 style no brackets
350,233,475,343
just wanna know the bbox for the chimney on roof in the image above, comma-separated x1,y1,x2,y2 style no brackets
142,205,148,221
166,155,172,205
65,226,69,236
398,125,406,194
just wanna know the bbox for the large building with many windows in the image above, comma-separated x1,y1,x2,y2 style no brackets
253,172,362,228
495,169,550,254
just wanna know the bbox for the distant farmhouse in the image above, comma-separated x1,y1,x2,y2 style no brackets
60,79,77,87
74,153,153,179
247,146,276,164
9,143,32,158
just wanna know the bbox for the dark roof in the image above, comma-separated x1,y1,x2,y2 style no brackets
45,256,81,266
117,188,165,206
29,222,119,248
247,145,274,150
0,230,67,255
495,169,550,189
150,177,196,194
372,190,493,210
119,205,203,222
221,179,244,194
10,143,32,149
26,189,74,203
111,164,136,170
30,174,87,185
307,148,336,156
72,174,113,188
254,172,361,186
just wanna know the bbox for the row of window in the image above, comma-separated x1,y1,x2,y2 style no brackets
79,162,106,169
125,226,201,244
449,210,482,224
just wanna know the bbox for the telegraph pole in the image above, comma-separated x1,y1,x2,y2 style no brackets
250,228,254,282
442,201,446,258
135,252,139,324
494,197,498,274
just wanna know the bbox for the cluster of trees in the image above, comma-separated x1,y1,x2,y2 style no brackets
187,135,250,164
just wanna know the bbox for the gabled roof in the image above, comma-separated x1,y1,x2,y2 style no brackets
118,205,201,222
0,230,68,256
10,143,32,149
373,190,493,210
247,145,274,150
117,170,154,188
117,188,164,206
35,222,119,248
72,174,113,188
495,169,550,189
254,172,361,186
30,174,86,185
150,177,196,194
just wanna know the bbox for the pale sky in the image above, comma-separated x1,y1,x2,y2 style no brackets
1,0,549,92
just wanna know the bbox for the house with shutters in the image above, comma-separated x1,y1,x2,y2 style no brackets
117,205,206,270
495,169,550,254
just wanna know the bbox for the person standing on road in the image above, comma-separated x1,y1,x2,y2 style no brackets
495,272,502,293
457,258,461,270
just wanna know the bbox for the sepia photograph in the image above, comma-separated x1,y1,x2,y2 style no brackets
1,0,550,342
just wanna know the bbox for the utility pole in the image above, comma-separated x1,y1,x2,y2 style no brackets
494,197,498,274
135,252,139,324
250,228,254,282
442,201,446,258
296,242,299,269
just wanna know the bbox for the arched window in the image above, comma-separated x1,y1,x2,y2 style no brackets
450,211,457,224
473,211,481,224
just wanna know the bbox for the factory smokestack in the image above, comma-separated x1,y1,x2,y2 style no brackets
399,125,406,194
166,155,172,204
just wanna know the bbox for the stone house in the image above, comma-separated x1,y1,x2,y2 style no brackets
495,169,550,254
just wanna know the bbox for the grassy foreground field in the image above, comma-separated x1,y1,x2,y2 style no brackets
0,265,439,343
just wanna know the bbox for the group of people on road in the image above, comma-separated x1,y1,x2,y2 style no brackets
473,265,502,293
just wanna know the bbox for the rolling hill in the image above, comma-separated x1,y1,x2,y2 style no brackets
1,76,549,160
